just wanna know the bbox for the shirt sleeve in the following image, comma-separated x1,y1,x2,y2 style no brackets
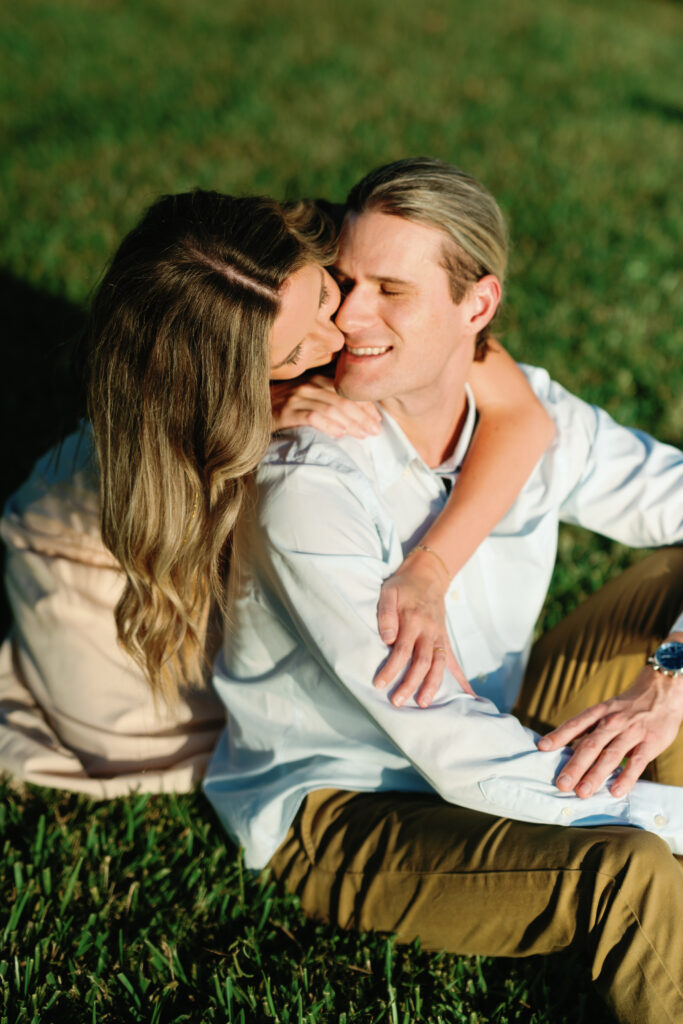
558,398,683,549
248,456,683,856
557,393,682,637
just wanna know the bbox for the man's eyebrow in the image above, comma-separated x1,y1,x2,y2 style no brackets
334,270,415,287
369,275,414,286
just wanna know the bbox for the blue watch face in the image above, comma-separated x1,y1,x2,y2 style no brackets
657,642,683,671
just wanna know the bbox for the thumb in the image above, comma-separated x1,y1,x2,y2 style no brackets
447,648,474,696
377,585,399,644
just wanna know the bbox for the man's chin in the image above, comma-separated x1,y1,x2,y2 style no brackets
334,370,383,403
334,354,389,402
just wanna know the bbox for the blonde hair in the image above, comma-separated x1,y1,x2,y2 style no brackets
347,157,508,358
84,190,336,704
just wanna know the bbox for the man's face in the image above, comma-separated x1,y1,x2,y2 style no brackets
333,211,478,406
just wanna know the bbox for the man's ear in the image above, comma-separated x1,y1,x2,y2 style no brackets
466,275,501,334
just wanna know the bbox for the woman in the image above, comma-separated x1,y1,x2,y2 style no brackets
0,188,553,794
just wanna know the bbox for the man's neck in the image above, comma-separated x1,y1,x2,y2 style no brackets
380,385,469,468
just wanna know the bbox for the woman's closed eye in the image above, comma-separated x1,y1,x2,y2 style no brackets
283,342,303,367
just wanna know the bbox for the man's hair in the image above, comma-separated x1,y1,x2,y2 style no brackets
346,158,508,359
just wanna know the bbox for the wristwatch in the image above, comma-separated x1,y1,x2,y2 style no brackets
648,641,683,678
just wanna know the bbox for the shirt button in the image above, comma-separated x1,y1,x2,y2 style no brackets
561,807,572,819
449,590,459,601
654,814,668,827
476,673,486,685
401,466,411,479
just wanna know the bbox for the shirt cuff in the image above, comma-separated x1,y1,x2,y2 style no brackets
478,776,683,855
669,612,683,637
628,780,683,854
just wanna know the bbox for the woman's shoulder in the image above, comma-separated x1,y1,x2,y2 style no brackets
2,423,115,566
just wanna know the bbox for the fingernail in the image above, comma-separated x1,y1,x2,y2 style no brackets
612,785,624,798
538,737,552,750
557,774,571,789
375,677,386,689
393,694,405,707
380,631,396,643
577,782,592,798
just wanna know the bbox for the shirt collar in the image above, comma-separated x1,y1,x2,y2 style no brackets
435,383,477,475
369,383,477,492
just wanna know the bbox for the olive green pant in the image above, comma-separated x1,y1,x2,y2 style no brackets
268,549,683,1024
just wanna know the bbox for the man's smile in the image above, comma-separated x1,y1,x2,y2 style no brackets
342,344,393,359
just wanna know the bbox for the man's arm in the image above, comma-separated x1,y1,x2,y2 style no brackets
539,397,683,797
247,451,683,851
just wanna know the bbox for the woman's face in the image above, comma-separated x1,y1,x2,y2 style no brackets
269,265,344,380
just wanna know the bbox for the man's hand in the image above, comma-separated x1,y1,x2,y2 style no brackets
375,549,473,707
270,375,382,439
537,663,683,798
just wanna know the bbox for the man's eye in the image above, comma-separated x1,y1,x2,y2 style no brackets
380,286,402,296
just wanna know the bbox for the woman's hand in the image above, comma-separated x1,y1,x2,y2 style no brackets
375,548,473,707
270,375,382,439
538,664,683,798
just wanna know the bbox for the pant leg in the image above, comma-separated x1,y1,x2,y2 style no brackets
515,548,683,785
269,787,683,1024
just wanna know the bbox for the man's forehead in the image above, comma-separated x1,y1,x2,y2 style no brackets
337,210,446,273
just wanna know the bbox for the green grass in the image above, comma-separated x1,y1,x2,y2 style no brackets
0,0,681,1020
0,780,612,1023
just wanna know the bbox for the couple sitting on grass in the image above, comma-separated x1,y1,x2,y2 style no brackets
2,158,682,1024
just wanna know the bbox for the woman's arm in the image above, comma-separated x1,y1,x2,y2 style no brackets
375,341,556,706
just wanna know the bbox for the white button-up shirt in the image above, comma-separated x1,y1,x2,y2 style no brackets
205,366,683,869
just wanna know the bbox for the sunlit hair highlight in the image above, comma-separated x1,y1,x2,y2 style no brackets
84,189,336,704
346,157,508,359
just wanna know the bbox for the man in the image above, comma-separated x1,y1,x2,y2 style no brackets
205,159,683,1023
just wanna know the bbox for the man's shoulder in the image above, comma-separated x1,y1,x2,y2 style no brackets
518,363,600,457
520,364,596,424
262,425,372,475
254,426,388,532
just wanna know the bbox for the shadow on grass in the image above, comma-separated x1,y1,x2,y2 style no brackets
630,93,683,123
0,270,86,636
0,269,86,496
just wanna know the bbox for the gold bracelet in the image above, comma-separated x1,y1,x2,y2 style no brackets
413,543,451,581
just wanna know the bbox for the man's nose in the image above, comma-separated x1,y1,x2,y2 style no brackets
334,286,373,334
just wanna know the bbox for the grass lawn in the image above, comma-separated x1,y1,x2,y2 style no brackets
0,0,681,1020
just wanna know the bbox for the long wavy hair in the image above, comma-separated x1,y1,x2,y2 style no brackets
84,189,336,704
